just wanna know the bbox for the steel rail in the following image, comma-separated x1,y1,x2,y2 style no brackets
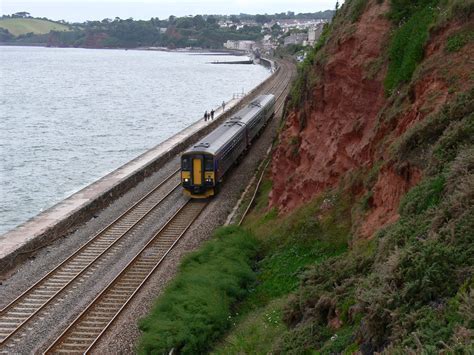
44,59,295,354
45,200,207,354
0,168,180,346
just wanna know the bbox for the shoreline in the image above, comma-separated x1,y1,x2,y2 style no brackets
0,42,250,56
0,55,277,272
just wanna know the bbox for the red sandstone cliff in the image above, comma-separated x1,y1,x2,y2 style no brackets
269,0,473,238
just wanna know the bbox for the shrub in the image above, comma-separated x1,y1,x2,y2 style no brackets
392,89,474,168
445,31,473,52
349,0,369,23
398,175,445,215
384,2,438,93
137,226,259,354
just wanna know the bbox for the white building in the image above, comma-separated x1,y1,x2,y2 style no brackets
284,33,307,46
308,24,324,45
224,40,256,51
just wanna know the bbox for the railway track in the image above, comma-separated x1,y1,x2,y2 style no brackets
0,169,181,348
45,200,206,354
0,57,295,354
43,58,294,354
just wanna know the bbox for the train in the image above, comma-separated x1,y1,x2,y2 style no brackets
181,94,276,198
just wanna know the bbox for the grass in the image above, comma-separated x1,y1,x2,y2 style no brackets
384,0,439,93
445,29,474,53
0,18,70,36
137,226,259,355
349,0,369,23
212,297,288,354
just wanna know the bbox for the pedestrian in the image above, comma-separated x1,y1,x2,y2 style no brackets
222,101,226,112
210,109,214,120
204,110,208,121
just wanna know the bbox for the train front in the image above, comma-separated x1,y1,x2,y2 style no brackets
181,152,216,198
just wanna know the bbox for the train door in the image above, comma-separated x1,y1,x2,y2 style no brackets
192,156,203,185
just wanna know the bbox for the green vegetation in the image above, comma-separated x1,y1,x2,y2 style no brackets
272,89,474,353
212,298,288,354
446,29,474,52
384,0,439,93
1,10,335,48
134,1,473,352
137,226,258,354
349,0,369,22
0,18,69,36
288,22,331,113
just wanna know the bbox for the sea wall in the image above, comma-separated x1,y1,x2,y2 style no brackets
0,60,280,274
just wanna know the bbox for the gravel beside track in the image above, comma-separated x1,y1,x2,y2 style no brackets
0,59,295,354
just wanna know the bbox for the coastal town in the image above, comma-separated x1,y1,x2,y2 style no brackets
0,11,332,58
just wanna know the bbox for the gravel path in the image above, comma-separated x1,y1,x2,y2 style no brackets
0,59,295,354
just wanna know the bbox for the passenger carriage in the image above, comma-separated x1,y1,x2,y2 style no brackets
181,94,275,198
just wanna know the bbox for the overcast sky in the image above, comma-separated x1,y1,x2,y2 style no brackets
2,0,338,22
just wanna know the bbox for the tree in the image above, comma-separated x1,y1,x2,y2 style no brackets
13,12,31,18
192,15,205,29
206,16,217,25
255,14,269,24
230,15,240,24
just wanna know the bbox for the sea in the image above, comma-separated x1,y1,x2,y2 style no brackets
0,46,271,235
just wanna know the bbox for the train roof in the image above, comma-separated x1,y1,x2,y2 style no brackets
227,94,275,126
184,121,245,156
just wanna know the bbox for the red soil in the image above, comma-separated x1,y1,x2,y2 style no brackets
269,1,473,238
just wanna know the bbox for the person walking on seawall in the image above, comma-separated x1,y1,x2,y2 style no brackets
204,110,208,121
221,101,226,112
210,109,215,120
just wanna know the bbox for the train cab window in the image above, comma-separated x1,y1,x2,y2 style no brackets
182,157,191,171
204,156,214,171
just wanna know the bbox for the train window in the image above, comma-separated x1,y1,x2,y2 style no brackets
204,156,214,171
182,157,190,170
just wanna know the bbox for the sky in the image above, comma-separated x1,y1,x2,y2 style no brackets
2,0,338,22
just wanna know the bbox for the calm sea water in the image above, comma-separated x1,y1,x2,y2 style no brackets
0,46,270,234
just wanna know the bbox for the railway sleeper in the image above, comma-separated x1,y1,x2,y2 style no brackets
107,288,132,296
39,282,64,289
117,279,142,287
84,316,111,323
132,265,153,271
52,343,88,351
76,321,104,329
28,293,53,300
14,300,44,307
31,289,57,295
0,317,25,324
10,306,37,313
101,294,127,301
123,271,147,278
52,272,78,278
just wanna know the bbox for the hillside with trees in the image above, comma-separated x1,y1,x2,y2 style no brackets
0,11,334,49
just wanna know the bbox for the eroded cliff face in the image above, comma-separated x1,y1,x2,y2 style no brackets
269,0,473,238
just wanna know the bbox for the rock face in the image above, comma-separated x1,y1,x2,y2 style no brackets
269,0,473,238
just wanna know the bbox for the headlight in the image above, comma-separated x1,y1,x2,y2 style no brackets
184,178,190,182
